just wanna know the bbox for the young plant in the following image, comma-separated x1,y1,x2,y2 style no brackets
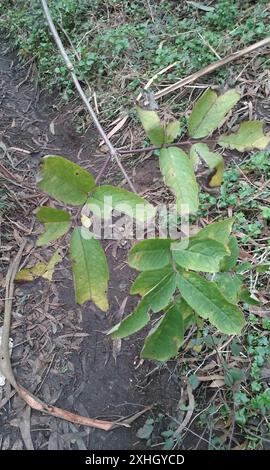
109,88,270,361
29,88,270,363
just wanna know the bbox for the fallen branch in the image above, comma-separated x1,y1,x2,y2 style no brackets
155,37,270,99
40,0,136,193
0,242,149,431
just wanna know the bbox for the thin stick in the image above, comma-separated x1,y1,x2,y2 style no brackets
155,37,270,99
40,0,136,193
0,243,150,431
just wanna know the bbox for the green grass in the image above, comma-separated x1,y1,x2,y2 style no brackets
199,151,270,243
1,0,270,118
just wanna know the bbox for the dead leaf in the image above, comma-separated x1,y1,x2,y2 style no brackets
15,250,63,282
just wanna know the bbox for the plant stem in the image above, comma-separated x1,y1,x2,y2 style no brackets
116,138,218,155
40,0,137,193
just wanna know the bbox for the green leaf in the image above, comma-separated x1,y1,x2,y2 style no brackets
128,239,172,271
109,299,150,339
260,206,270,220
136,419,154,439
144,273,177,313
188,374,200,390
177,271,245,334
174,296,195,331
256,263,270,273
141,303,184,361
172,238,228,273
188,89,240,139
164,120,181,144
136,106,165,145
130,266,173,296
239,289,260,306
224,367,244,386
218,121,270,152
193,218,234,245
131,268,177,313
69,227,109,310
87,185,155,223
190,143,225,187
36,207,70,246
214,273,242,304
38,155,95,205
159,147,199,214
220,236,239,271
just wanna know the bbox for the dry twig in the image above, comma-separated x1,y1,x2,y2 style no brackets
40,0,136,193
0,242,150,431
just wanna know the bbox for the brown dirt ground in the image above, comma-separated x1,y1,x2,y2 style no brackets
0,38,183,450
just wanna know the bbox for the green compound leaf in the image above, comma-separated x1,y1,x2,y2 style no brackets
159,147,199,214
69,227,109,310
36,207,70,246
172,238,228,273
190,143,225,187
87,185,156,223
38,155,95,205
220,236,239,272
109,299,150,339
136,106,165,145
128,239,172,271
218,121,270,152
188,89,240,139
177,271,245,335
141,302,184,361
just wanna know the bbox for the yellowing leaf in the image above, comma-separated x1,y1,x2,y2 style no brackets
220,236,239,272
42,251,63,281
159,147,199,214
36,207,70,246
38,155,95,205
193,218,234,245
136,106,165,145
15,251,62,282
218,121,270,151
188,89,240,139
164,120,180,144
81,214,92,228
69,227,109,310
190,143,225,187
